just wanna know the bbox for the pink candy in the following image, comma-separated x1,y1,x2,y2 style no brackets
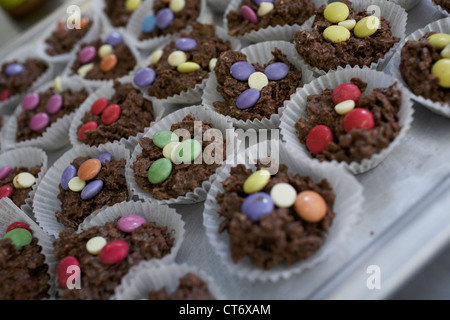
22,93,40,111
241,5,258,24
79,46,97,64
0,166,12,180
30,112,50,131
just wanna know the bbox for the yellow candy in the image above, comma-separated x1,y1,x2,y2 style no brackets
431,58,450,88
441,44,450,59
149,49,164,65
257,2,274,16
77,63,94,78
98,44,114,59
338,19,356,30
125,0,142,11
323,25,350,44
243,169,271,194
354,16,380,38
168,50,187,67
248,72,269,91
68,177,86,192
209,58,217,71
177,62,201,73
13,173,36,189
170,0,186,13
323,2,350,24
53,76,63,93
427,33,450,50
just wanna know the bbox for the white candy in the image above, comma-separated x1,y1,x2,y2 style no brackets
168,50,187,67
209,58,217,71
170,0,186,13
442,44,450,59
149,49,164,65
334,99,356,115
13,172,36,189
163,141,181,161
98,44,114,59
257,2,274,16
270,183,297,208
248,72,269,91
86,236,107,255
53,76,63,93
77,63,94,78
68,177,86,192
338,19,356,30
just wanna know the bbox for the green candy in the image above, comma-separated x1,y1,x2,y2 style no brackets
174,139,202,163
153,130,179,149
148,158,172,184
3,228,32,250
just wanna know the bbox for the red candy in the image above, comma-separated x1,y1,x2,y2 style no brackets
99,240,129,265
343,108,375,133
332,83,361,105
57,256,80,288
306,125,334,155
78,121,98,141
1,90,10,102
101,104,121,125
90,97,109,115
6,222,32,234
0,185,13,199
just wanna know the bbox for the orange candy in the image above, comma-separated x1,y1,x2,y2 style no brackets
294,191,327,223
100,54,118,72
78,159,102,181
80,17,90,29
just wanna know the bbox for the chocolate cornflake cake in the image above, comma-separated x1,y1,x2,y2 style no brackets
433,0,450,12
0,166,42,207
103,0,136,27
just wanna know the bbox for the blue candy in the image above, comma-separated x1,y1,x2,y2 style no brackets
230,61,255,81
142,14,156,34
241,192,274,222
236,88,260,110
134,67,156,87
60,165,77,191
156,8,174,30
175,38,198,51
81,180,104,200
264,62,289,81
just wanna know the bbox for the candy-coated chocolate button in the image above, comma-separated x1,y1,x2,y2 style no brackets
0,166,13,180
148,158,172,184
80,16,90,29
13,172,36,189
236,88,260,110
241,5,258,24
332,83,361,104
324,2,349,23
6,222,32,234
86,236,107,255
294,191,327,223
90,97,109,115
427,33,450,50
61,165,77,190
170,0,186,13
5,63,25,76
254,0,274,4
177,62,201,73
30,112,50,131
241,192,274,222
142,14,156,34
98,44,114,59
338,19,356,30
106,32,124,46
163,141,181,160
441,44,450,59
343,108,375,133
156,8,175,30
100,240,129,265
22,93,40,111
153,130,179,148
100,54,118,72
57,256,80,288
149,49,164,65
118,214,146,233
173,139,202,163
432,58,450,88
3,228,32,250
306,125,333,155
68,177,86,192
79,46,97,64
96,152,112,163
1,90,9,102
209,58,217,71
168,50,187,67
0,185,13,199
78,158,102,181
134,67,156,87
46,94,63,115
354,16,380,38
270,183,297,208
175,37,197,51
77,63,94,78
81,180,104,200
230,61,255,81
54,76,63,93
125,0,142,11
78,121,98,141
101,104,121,125
323,25,351,43
264,62,289,81
334,99,355,115
257,2,274,16
243,169,271,194
248,71,269,91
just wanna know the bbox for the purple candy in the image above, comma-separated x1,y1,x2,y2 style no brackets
175,38,198,51
156,8,174,30
240,5,258,24
0,166,12,180
5,63,25,76
241,192,274,222
264,62,289,81
117,214,146,233
79,46,97,64
254,0,274,5
60,165,77,191
134,67,156,87
30,112,50,131
81,180,104,200
46,94,63,114
22,93,40,111
96,152,112,163
236,88,260,110
230,61,255,81
106,32,124,46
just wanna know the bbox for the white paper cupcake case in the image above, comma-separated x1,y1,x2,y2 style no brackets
36,10,102,66
0,147,48,218
390,17,450,118
203,143,364,283
0,115,10,150
126,105,234,205
280,66,414,175
202,40,316,130
0,45,54,115
393,0,422,11
126,0,208,52
0,198,58,300
223,0,328,43
68,75,165,151
2,76,93,152
33,143,131,238
294,0,407,77
207,0,229,13
429,0,450,16
113,261,225,300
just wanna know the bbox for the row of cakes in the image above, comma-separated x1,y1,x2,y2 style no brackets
0,0,448,299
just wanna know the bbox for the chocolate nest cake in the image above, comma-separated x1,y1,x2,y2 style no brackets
0,166,42,207
433,0,450,12
103,0,138,27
